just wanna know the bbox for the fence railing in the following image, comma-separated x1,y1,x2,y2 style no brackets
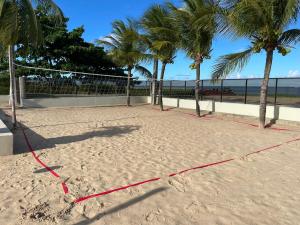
157,78,300,107
2,73,300,108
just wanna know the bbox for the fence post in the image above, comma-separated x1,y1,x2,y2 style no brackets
201,80,204,100
19,76,25,108
244,79,248,104
170,81,172,97
274,78,278,106
184,81,187,91
220,80,224,102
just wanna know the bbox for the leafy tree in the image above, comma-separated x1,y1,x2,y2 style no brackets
0,0,62,128
171,0,217,117
99,19,150,106
212,0,300,128
17,6,124,76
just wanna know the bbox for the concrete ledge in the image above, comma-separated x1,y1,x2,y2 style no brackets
23,96,149,108
0,120,13,156
158,97,300,122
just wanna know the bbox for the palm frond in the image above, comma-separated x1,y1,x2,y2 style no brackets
278,29,300,45
135,65,152,79
212,48,253,80
0,0,5,16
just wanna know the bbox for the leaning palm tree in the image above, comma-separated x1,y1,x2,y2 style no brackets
143,4,178,111
99,19,150,106
212,0,300,128
0,0,62,128
171,0,217,117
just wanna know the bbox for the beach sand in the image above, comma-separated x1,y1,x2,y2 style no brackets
1,105,300,225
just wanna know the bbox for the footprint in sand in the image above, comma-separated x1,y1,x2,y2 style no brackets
168,176,189,193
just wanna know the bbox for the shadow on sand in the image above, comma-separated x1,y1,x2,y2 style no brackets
0,109,140,154
14,124,140,154
73,187,169,225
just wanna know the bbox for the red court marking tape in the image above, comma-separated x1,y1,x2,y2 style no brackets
74,136,300,204
20,118,300,204
62,182,69,194
177,159,235,175
21,125,69,195
74,178,161,203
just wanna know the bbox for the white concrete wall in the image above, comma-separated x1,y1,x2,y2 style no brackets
0,120,13,156
23,96,149,108
158,97,300,122
278,106,300,122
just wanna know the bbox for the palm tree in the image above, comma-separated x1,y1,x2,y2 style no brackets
142,4,178,111
99,19,150,107
171,0,217,117
0,0,62,128
212,0,300,128
141,8,162,106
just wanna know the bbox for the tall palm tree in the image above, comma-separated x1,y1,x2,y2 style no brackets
142,4,178,111
212,0,300,128
99,19,150,106
0,0,62,128
141,7,162,106
171,0,217,117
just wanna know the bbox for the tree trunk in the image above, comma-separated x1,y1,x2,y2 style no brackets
152,59,159,105
158,62,167,111
127,68,132,106
195,62,201,117
8,45,17,128
259,50,274,129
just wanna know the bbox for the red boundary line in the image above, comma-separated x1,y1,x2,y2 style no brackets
21,125,69,194
73,136,300,203
21,121,300,204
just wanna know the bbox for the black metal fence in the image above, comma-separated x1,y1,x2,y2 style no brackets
153,78,300,107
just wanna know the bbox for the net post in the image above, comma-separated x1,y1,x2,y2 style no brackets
244,79,248,104
19,76,25,108
201,80,204,100
220,79,224,102
274,78,278,106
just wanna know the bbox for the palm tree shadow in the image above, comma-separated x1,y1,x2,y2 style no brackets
73,187,168,225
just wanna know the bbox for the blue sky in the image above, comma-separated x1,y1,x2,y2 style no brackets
55,0,300,80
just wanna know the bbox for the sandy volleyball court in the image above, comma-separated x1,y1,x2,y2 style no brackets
1,105,300,224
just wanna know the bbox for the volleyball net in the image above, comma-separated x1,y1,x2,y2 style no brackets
14,64,151,98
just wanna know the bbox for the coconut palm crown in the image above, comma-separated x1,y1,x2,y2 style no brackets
99,19,151,106
142,4,179,111
170,0,217,116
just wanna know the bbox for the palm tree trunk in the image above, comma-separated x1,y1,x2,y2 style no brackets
158,62,167,111
259,50,274,129
8,45,17,128
195,62,201,117
152,59,159,105
127,67,132,106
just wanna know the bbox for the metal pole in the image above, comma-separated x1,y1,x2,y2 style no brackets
8,45,17,128
274,78,278,106
184,80,187,91
201,80,204,100
244,79,248,104
19,76,25,108
170,81,172,97
220,80,224,102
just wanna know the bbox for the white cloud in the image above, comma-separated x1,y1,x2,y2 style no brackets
288,70,300,78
